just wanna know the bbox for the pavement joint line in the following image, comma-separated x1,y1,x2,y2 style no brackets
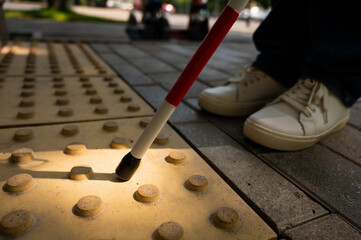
257,152,361,231
320,141,361,168
277,213,331,239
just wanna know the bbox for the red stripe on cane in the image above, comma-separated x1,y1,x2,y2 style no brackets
165,6,239,106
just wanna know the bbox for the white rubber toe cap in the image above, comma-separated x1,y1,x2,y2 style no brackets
246,102,304,136
200,85,238,103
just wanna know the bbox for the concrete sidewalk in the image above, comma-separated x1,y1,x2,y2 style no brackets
3,18,361,239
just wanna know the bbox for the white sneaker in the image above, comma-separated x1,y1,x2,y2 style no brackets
198,67,286,116
244,78,350,151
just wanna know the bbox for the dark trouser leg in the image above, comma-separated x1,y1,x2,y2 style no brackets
299,0,361,107
252,0,361,106
252,0,310,88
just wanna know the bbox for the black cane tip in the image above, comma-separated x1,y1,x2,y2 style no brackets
115,152,141,181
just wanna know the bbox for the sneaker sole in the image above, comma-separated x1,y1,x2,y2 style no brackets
243,114,350,151
198,93,270,117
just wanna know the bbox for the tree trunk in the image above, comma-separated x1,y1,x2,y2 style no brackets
47,0,54,8
53,0,68,11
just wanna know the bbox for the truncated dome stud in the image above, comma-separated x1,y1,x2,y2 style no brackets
53,82,65,88
4,173,35,193
19,97,35,107
213,207,240,230
53,77,63,82
17,109,34,119
14,129,34,142
58,107,73,116
103,121,118,132
156,222,184,240
111,137,129,149
86,89,97,95
24,77,35,82
54,89,67,96
127,103,141,112
90,96,102,104
69,166,93,180
94,105,108,114
186,175,208,192
61,125,79,136
114,87,125,94
135,184,160,203
120,95,132,102
108,81,118,87
82,82,93,88
154,133,169,145
65,143,87,155
22,83,35,89
10,148,35,163
166,151,186,164
0,210,34,235
74,195,103,217
98,68,107,74
139,118,151,128
21,90,35,97
56,97,70,106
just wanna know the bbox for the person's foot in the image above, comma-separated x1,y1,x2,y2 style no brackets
198,67,286,116
243,78,350,151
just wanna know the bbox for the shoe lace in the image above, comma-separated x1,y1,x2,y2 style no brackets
279,79,329,123
227,66,268,87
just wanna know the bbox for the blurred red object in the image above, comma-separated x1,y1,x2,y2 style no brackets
162,3,175,13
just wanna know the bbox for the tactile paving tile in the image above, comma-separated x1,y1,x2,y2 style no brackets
0,76,154,127
0,118,276,240
0,42,116,76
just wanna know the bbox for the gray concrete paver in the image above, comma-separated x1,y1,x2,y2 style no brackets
171,63,231,82
206,57,244,72
111,63,154,85
90,43,112,53
127,57,176,74
321,125,361,166
260,145,361,228
149,51,190,65
96,50,154,85
97,52,128,65
349,107,361,130
283,214,361,240
132,43,191,64
157,43,196,57
198,66,232,82
109,44,150,58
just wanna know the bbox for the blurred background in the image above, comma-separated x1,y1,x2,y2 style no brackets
2,0,271,39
